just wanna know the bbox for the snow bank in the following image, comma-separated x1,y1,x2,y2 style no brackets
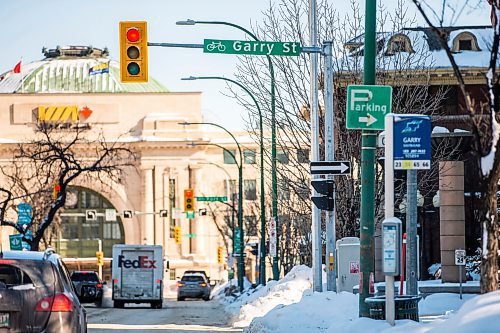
228,265,313,327
245,290,500,333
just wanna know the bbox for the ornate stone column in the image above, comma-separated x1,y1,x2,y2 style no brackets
439,161,466,282
154,166,165,247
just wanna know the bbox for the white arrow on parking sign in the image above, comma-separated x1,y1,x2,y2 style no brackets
359,113,377,126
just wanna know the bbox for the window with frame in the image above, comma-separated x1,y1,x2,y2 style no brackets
277,149,289,164
169,179,176,238
245,215,258,236
244,149,256,164
244,180,257,201
297,149,310,163
225,180,237,201
278,178,290,200
223,149,237,164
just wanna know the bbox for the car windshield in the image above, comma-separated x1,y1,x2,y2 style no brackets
71,272,98,282
181,275,205,282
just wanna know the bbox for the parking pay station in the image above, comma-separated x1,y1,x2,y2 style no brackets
382,218,402,276
336,237,360,292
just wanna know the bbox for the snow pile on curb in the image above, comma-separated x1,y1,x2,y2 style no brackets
245,290,359,333
243,285,500,333
228,265,313,327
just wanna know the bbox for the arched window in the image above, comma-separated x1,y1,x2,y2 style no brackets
386,34,414,55
452,32,481,52
56,187,124,258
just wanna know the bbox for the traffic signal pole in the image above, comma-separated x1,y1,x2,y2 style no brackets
359,0,378,317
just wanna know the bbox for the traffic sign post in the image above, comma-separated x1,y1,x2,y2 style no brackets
86,210,97,221
455,249,466,299
346,85,392,130
203,39,300,56
9,234,22,250
310,161,351,175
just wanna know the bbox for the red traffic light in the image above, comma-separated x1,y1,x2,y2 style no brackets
185,190,193,197
55,184,61,191
126,27,140,42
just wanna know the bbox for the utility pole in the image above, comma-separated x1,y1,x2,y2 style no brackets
323,41,337,292
359,0,377,316
309,0,322,292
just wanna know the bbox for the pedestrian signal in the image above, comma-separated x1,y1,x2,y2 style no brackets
119,21,148,82
174,226,181,244
217,246,224,264
184,189,195,212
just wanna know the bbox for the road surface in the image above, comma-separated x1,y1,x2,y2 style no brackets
86,299,242,333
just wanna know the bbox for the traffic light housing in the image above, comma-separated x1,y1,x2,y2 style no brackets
53,183,60,202
184,189,195,212
217,246,224,264
174,226,181,244
96,251,104,266
311,180,334,211
119,21,148,83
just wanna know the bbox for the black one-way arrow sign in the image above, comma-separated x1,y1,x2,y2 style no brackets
310,161,351,175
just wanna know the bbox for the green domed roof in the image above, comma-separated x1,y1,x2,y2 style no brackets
0,46,168,93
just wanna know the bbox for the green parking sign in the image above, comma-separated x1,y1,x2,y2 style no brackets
346,85,392,130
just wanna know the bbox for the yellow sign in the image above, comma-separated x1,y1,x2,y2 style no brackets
37,105,92,122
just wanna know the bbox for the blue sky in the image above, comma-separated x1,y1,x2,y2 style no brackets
0,0,492,130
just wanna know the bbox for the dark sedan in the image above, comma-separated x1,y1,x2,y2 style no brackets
0,249,87,332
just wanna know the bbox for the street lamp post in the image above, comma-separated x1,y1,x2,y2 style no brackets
182,75,267,285
177,19,280,281
181,122,245,291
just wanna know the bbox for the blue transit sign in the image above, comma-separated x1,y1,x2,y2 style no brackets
17,203,33,226
393,115,431,170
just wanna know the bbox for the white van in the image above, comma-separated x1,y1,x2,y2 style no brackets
111,244,163,308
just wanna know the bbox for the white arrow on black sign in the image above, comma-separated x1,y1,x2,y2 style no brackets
310,161,351,175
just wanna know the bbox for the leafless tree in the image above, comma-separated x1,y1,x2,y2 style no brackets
227,0,453,274
0,124,137,251
411,0,500,293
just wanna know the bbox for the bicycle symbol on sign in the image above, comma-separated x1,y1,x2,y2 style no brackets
206,41,226,52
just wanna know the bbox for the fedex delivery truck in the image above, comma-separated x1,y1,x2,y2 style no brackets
112,244,163,309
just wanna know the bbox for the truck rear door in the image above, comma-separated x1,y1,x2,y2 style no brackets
119,250,155,299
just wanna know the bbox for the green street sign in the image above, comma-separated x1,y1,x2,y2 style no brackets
196,196,228,202
346,85,392,130
186,211,195,219
204,39,300,56
9,234,22,250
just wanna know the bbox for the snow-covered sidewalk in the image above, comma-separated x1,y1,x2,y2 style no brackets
217,265,500,333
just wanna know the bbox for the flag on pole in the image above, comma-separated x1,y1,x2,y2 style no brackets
13,60,21,74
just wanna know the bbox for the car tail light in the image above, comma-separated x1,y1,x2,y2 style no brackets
97,283,102,288
0,260,14,264
51,293,73,312
37,293,73,312
177,282,185,287
199,282,207,287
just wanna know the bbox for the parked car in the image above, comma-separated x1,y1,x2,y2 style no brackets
177,273,211,301
70,271,104,306
0,249,87,332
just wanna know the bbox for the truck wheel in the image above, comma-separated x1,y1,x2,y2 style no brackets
177,296,184,301
113,301,124,308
